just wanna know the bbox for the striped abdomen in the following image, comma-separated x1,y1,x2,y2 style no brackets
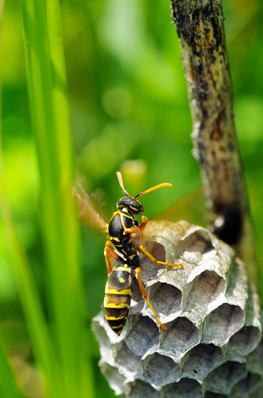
104,262,133,336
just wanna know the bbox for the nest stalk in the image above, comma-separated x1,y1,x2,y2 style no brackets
170,0,257,284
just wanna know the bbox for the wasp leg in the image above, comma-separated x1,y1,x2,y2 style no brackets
104,241,122,275
135,267,168,331
139,244,184,268
139,215,148,231
123,216,148,236
123,226,140,236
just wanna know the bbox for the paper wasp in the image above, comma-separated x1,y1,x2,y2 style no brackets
76,172,183,336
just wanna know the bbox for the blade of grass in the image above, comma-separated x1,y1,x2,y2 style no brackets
0,185,61,397
0,1,61,397
20,0,95,397
44,5,92,394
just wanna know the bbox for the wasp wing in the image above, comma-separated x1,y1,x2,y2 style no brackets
73,186,108,232
153,187,205,226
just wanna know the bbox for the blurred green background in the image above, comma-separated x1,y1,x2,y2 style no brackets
0,0,263,396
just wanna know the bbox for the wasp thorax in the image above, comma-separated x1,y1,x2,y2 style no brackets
117,197,144,215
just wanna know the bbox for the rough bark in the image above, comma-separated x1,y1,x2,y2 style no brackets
170,0,257,285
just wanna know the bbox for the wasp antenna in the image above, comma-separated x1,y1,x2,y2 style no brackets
116,171,130,197
134,183,172,199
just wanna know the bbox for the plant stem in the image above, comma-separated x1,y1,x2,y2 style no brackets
170,0,257,285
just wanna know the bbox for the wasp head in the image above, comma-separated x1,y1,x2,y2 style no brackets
117,197,144,215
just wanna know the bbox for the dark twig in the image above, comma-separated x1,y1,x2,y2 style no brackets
170,0,257,285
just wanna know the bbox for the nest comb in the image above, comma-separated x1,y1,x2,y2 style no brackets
92,221,263,397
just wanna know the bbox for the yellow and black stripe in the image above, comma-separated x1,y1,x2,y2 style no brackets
110,236,139,267
104,262,133,336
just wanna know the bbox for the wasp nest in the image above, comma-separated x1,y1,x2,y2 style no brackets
92,221,263,397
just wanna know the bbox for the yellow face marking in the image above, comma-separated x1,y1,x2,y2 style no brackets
105,303,130,309
105,288,132,296
119,277,125,283
130,206,137,211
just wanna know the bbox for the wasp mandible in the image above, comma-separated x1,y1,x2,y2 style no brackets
76,172,183,335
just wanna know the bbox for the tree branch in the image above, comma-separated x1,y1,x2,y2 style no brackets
170,0,257,284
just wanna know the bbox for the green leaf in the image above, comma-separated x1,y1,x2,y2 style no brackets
18,0,95,396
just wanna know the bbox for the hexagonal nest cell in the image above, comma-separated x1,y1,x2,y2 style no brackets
148,282,182,318
202,303,245,346
184,270,226,321
141,353,180,389
160,317,199,359
161,378,203,398
204,361,247,395
92,221,262,397
112,340,141,374
125,315,159,357
181,343,223,382
125,380,160,398
230,372,262,397
179,230,214,255
227,326,262,358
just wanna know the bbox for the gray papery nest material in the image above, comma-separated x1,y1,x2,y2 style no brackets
92,221,263,397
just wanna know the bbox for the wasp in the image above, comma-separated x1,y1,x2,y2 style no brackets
76,172,183,335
